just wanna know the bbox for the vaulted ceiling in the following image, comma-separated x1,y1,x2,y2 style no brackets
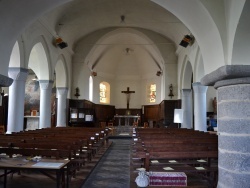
42,0,190,77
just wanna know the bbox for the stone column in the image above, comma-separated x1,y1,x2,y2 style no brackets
56,87,68,127
181,89,192,129
192,82,208,132
39,80,53,129
7,68,28,133
201,65,250,188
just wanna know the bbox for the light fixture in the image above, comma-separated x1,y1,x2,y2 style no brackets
179,35,195,48
124,47,133,55
74,87,80,98
91,71,97,77
156,71,162,76
55,37,68,49
120,15,125,23
168,84,174,98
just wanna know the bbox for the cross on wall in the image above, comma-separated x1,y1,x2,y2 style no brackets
121,87,135,109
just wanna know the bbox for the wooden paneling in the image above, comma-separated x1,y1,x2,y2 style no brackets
143,100,181,127
68,100,116,127
68,99,95,126
95,104,115,122
0,96,8,132
159,100,181,127
68,99,95,109
67,99,181,127
143,105,159,121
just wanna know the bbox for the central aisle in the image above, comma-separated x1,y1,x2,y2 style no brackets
82,138,132,188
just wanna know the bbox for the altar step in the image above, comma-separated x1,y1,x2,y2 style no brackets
108,125,133,139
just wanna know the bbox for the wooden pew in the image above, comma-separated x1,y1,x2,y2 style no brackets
131,128,218,187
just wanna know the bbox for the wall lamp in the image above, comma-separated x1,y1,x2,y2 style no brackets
55,37,68,49
91,71,97,77
179,35,195,48
156,71,162,76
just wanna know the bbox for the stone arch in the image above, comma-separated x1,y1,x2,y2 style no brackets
27,36,51,80
84,28,165,72
1,0,228,77
231,1,250,65
0,0,70,76
9,40,23,68
193,48,205,82
55,55,68,88
153,0,225,73
181,56,193,89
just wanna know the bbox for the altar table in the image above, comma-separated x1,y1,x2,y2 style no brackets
114,115,140,126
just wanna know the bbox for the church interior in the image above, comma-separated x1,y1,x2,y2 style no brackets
0,0,250,187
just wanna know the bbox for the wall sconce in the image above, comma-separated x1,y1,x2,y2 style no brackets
168,84,174,99
156,71,162,76
55,37,68,49
179,35,195,48
91,71,97,76
75,87,80,98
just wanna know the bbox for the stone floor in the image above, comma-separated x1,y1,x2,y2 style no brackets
82,139,131,188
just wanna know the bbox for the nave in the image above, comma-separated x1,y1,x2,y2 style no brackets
0,126,218,188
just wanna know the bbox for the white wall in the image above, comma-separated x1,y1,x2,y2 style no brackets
164,63,178,100
206,86,217,112
71,63,90,100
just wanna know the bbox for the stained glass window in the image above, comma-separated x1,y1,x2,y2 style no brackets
100,83,107,103
100,82,110,104
150,84,156,103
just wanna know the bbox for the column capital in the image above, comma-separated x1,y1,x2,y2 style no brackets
192,82,208,93
57,87,68,96
181,89,192,97
8,67,28,82
39,80,53,90
201,65,250,89
0,74,13,87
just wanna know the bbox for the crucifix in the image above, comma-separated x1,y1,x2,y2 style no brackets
121,87,135,109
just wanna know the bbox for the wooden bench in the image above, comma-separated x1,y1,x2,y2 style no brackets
131,128,218,187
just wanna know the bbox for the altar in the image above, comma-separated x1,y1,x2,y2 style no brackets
114,115,140,126
24,116,39,130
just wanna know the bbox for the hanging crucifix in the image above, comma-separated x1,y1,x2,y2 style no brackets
121,87,135,109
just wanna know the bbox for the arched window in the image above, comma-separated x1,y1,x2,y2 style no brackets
149,84,156,103
100,82,110,104
89,76,93,101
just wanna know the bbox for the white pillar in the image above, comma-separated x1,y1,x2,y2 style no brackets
39,80,53,129
56,87,68,127
181,89,192,129
7,68,28,133
192,82,208,132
